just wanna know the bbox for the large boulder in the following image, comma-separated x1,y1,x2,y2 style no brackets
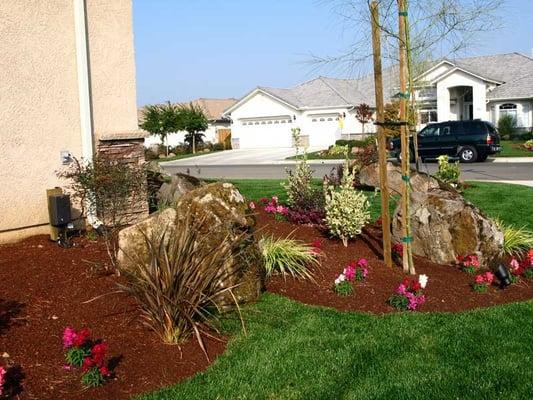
157,173,203,207
359,162,439,194
117,182,263,309
392,189,503,265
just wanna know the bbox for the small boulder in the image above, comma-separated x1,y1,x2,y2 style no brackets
359,162,439,194
157,173,204,207
392,189,503,266
118,182,263,310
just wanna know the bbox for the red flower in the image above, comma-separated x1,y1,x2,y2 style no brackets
73,328,90,347
411,281,422,292
91,343,108,366
82,356,94,372
375,217,383,226
99,366,110,376
311,239,322,254
392,243,403,255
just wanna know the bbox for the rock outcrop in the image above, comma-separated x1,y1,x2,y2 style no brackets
157,173,204,207
392,189,503,266
359,162,439,194
117,182,263,309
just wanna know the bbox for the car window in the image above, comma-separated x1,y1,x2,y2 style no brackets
441,125,451,135
421,126,439,137
486,123,497,135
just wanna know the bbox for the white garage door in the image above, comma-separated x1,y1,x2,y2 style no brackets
238,117,293,149
308,114,341,147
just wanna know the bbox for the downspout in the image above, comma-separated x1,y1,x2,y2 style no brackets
73,0,102,229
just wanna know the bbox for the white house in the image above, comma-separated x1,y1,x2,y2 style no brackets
225,53,533,149
142,98,237,148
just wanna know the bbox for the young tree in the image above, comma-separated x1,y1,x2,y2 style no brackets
179,103,209,154
354,103,373,136
383,101,417,137
140,102,181,156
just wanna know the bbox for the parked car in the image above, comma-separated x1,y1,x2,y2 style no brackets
390,120,501,163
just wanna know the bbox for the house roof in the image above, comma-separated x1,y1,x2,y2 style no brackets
138,98,238,123
231,53,533,111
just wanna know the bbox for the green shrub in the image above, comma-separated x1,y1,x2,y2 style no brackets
119,214,247,357
524,139,533,151
324,160,370,246
328,144,348,155
494,219,533,257
283,153,323,211
498,114,517,138
259,236,319,280
335,137,374,149
213,143,225,151
435,155,460,185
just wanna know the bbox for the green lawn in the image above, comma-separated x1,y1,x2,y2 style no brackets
494,141,532,157
139,181,533,400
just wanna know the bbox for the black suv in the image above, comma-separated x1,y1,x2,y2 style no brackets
390,120,501,163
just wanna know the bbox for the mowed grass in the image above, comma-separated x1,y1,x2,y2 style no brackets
138,181,533,400
495,140,532,157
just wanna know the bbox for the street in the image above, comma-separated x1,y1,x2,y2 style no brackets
161,159,533,184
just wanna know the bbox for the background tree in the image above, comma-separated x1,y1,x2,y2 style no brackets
179,103,209,154
383,101,417,137
354,103,373,136
140,101,181,156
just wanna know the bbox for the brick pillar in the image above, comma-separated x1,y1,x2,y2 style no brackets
97,132,149,225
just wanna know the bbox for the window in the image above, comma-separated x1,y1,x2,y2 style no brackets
441,125,451,135
499,103,517,121
312,118,317,122
419,110,438,125
420,126,439,137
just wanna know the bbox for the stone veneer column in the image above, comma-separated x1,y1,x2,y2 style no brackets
97,131,149,225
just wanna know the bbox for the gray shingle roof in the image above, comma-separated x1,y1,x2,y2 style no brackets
256,53,533,109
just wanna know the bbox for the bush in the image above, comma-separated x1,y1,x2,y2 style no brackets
283,154,323,211
335,137,374,149
498,114,517,138
328,144,348,155
494,219,533,257
212,143,225,151
324,160,370,246
259,236,319,280
119,214,247,357
434,155,460,185
523,139,533,151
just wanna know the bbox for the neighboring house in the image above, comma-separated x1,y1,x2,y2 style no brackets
141,98,237,148
0,0,144,243
225,53,533,149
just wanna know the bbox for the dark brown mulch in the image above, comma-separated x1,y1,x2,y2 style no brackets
0,235,225,400
255,209,533,314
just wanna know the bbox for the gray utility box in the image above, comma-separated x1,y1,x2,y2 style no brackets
47,194,71,226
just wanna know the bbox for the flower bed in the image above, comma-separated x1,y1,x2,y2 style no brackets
0,236,225,400
256,208,533,314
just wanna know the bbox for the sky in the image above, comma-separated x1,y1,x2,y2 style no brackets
133,0,533,106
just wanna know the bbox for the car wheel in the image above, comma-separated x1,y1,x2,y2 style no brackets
459,146,478,163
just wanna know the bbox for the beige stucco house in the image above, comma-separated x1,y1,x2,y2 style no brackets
0,0,144,243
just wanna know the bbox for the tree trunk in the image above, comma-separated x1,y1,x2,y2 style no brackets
370,0,392,269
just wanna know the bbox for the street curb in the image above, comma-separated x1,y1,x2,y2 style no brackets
489,157,533,163
472,180,533,187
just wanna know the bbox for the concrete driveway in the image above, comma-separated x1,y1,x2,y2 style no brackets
160,147,323,166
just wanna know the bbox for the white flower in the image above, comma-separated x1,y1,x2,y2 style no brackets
419,274,428,289
334,274,346,285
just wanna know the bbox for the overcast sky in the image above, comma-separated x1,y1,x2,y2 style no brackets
133,0,533,106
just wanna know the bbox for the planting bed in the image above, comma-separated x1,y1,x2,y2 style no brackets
256,210,533,314
0,236,225,400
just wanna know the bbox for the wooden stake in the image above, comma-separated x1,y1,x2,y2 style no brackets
398,0,415,274
370,1,392,268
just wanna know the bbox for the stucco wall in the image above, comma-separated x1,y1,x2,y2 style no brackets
0,0,138,243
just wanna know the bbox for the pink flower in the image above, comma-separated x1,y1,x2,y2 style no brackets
357,258,368,268
249,201,256,210
264,205,276,213
272,196,278,204
396,284,407,295
343,265,356,281
276,205,287,215
484,271,494,284
509,258,519,271
0,366,6,395
475,274,485,284
63,327,77,349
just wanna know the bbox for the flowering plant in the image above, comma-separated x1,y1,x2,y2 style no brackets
286,208,324,225
248,201,256,210
392,243,403,258
389,275,428,311
0,366,6,396
63,327,110,387
333,274,353,296
472,271,494,292
457,254,480,274
310,239,322,255
333,258,369,295
263,196,289,221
